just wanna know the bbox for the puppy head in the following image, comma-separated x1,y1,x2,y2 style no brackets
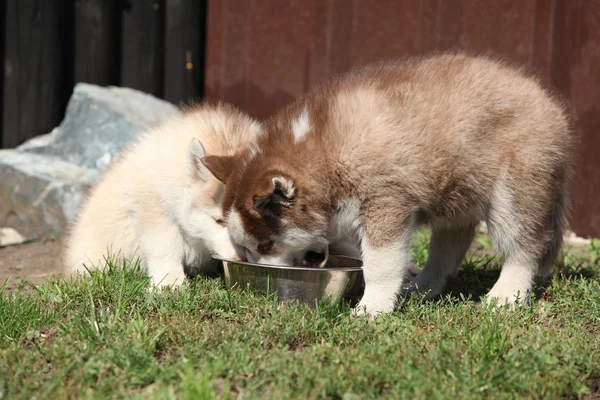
201,151,331,266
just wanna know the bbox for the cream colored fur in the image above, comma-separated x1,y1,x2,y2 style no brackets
64,104,261,287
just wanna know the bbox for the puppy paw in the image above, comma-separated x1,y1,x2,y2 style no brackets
353,294,395,318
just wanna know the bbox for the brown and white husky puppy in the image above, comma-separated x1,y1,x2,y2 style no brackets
200,53,575,316
64,103,261,287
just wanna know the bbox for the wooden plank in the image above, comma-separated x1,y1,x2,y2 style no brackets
219,0,250,112
205,0,346,118
434,0,536,64
351,0,421,65
164,0,206,105
244,0,311,119
121,0,165,97
328,0,354,76
550,0,600,238
0,0,5,148
3,0,74,149
203,0,225,101
74,0,120,85
420,0,442,53
530,0,555,82
3,0,20,148
202,0,565,135
306,0,332,89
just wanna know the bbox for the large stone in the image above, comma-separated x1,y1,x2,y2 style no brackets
0,84,181,246
0,151,94,245
20,83,181,170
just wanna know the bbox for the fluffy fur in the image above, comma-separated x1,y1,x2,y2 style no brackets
64,103,262,287
202,53,576,316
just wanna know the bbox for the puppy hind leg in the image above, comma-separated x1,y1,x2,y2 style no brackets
485,183,543,305
412,223,477,298
538,182,570,281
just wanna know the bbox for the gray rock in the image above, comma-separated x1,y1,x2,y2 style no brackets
21,83,181,170
0,84,181,246
0,150,94,245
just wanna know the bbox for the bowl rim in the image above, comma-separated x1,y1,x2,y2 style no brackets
212,254,363,272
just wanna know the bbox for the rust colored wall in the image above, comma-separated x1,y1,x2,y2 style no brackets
550,1,600,240
204,0,600,239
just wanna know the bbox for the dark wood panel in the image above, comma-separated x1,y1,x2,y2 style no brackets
121,0,165,97
203,0,225,102
205,0,543,119
551,0,600,238
328,0,354,76
530,0,555,81
3,0,74,149
306,0,332,89
74,0,121,86
244,0,311,119
351,0,421,65
420,0,442,53
164,0,206,105
435,0,536,64
0,0,5,148
217,0,250,111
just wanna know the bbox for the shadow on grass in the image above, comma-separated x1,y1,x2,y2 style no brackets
440,255,501,301
432,248,600,304
554,251,600,280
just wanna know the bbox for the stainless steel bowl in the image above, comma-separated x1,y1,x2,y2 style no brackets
213,254,364,307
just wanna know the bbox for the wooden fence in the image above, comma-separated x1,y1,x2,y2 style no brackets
1,0,599,238
203,0,600,239
1,0,207,148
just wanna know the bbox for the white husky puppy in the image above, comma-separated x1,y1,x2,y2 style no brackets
201,53,575,316
64,103,261,287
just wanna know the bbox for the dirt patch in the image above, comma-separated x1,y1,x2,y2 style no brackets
0,238,64,291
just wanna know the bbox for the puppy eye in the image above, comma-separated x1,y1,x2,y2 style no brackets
212,217,226,227
257,240,274,254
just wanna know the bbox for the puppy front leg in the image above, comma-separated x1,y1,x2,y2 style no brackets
138,217,187,288
355,209,415,317
147,256,187,288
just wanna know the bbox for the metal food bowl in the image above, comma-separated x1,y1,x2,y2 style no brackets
213,254,364,307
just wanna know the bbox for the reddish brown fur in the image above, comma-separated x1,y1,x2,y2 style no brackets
203,52,576,314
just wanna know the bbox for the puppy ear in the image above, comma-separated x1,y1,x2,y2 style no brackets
186,138,211,182
201,154,236,183
253,176,296,213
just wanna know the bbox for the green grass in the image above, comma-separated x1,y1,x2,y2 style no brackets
1,235,599,400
